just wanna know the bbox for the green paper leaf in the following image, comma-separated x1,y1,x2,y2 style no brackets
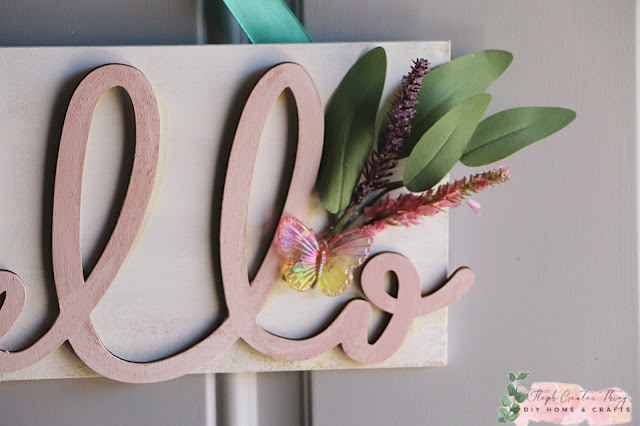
502,396,511,407
499,408,509,418
498,417,507,423
517,372,531,381
509,372,516,382
507,383,516,396
316,47,387,213
461,107,576,166
511,403,520,414
515,392,528,403
402,50,513,156
403,94,491,192
508,413,519,421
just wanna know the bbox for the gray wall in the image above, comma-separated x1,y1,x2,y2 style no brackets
306,1,640,425
0,1,638,425
0,0,200,45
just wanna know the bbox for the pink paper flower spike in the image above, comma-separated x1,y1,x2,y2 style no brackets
365,166,509,228
467,199,481,215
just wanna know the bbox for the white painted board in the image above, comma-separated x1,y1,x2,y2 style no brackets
0,42,450,380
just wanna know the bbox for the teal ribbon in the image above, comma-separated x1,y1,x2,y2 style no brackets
221,0,313,43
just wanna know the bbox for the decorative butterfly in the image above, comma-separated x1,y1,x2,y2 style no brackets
275,216,374,296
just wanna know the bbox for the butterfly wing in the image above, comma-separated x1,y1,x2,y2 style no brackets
283,259,318,292
316,256,355,296
326,227,374,267
275,217,319,292
318,227,374,296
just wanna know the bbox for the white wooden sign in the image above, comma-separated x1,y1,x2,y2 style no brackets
0,42,469,382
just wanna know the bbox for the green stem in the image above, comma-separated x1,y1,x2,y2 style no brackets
328,181,404,237
364,181,403,208
329,206,355,235
510,380,519,414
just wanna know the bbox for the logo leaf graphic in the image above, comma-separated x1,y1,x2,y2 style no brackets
498,371,531,423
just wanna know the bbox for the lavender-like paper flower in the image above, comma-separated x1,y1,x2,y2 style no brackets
350,58,430,205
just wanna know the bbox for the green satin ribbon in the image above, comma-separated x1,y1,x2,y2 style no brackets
221,0,313,43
